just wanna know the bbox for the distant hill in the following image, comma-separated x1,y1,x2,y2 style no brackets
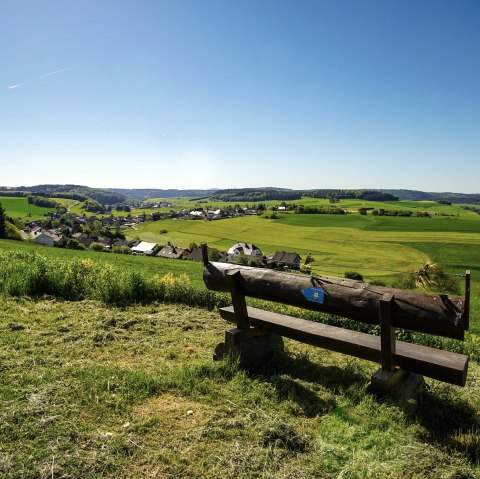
380,190,480,204
2,185,478,205
107,188,220,201
210,188,398,202
0,185,126,205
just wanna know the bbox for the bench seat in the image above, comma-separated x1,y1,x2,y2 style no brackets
219,306,468,386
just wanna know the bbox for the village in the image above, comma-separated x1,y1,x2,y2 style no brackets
19,205,306,271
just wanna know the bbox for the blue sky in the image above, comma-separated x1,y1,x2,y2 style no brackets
1,0,479,192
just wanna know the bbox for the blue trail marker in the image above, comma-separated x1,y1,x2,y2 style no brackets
301,287,325,304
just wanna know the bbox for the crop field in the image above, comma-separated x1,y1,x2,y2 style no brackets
126,210,480,290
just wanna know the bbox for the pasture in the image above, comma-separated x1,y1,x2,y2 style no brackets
0,196,56,220
125,209,480,291
2,192,479,290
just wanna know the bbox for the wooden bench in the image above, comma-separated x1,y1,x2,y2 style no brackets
202,245,470,398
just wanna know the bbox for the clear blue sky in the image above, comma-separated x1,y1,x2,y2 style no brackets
1,0,479,192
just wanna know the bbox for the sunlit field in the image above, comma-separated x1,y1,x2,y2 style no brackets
0,196,56,220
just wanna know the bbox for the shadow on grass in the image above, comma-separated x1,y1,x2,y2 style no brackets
258,351,367,417
413,387,480,466
252,350,480,466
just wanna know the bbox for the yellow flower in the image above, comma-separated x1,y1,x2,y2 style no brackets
80,258,94,269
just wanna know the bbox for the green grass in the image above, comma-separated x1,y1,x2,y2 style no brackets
0,239,206,289
0,196,57,220
125,214,480,284
1,297,479,478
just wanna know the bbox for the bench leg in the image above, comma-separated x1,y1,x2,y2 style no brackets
368,368,425,404
368,294,425,404
213,328,284,370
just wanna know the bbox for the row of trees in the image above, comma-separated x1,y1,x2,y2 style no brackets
27,195,58,208
211,189,302,202
371,209,430,217
295,206,346,215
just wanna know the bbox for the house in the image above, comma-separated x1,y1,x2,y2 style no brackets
187,246,224,262
50,233,67,247
32,231,55,247
225,242,263,263
272,251,301,270
189,210,205,219
72,233,94,248
112,239,138,248
131,241,158,256
156,245,190,260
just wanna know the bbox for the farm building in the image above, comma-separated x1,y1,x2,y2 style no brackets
31,231,55,247
131,241,158,256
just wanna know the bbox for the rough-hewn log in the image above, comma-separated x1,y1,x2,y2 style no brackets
203,262,466,340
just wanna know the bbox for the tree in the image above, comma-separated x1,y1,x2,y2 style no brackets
0,202,7,238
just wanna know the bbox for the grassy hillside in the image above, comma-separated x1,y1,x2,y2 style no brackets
0,239,206,289
126,212,480,289
1,298,479,478
1,230,479,477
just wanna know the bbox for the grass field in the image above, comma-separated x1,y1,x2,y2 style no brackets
126,213,480,292
2,193,479,289
0,239,206,289
1,208,480,477
1,195,480,477
1,298,479,478
0,196,57,220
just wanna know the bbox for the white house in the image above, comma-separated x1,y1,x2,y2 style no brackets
225,242,263,263
131,241,158,256
31,231,55,247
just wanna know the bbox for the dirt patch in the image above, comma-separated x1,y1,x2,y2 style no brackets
133,394,211,432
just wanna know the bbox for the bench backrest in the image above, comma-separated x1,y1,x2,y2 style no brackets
203,261,469,341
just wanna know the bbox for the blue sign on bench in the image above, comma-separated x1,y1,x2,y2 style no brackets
301,287,325,304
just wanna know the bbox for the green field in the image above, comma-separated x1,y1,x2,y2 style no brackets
0,239,206,289
0,196,57,220
126,211,480,290
1,201,480,477
1,297,478,478
2,193,479,292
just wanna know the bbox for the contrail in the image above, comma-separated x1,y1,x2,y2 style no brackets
8,82,27,89
36,68,70,79
7,68,70,90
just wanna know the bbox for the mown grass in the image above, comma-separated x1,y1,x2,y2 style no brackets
1,298,479,478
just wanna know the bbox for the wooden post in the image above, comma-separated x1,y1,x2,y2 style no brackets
464,270,470,330
226,270,250,330
201,243,209,267
379,293,396,372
